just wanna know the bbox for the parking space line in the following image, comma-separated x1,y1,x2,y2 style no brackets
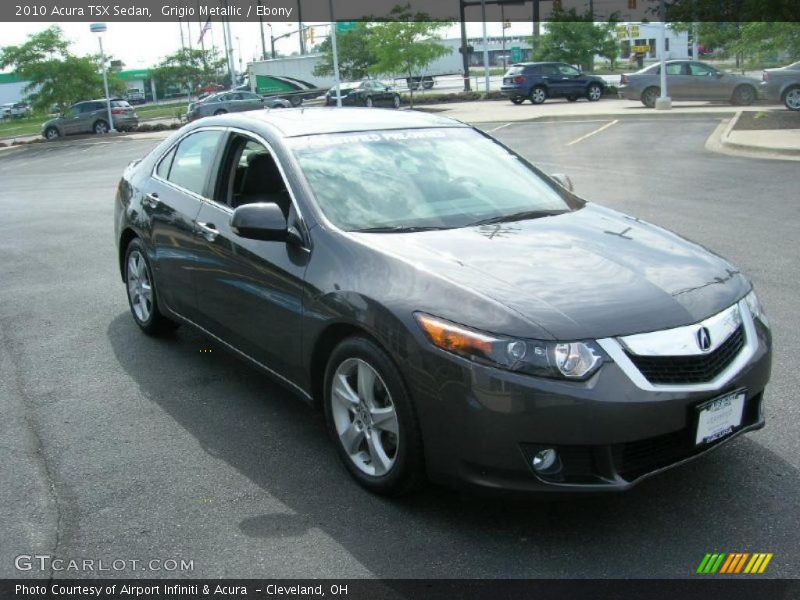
487,123,511,132
566,119,619,146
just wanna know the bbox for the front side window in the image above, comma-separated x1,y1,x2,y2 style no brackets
289,128,574,232
164,130,224,196
690,63,717,77
558,64,581,76
666,63,685,75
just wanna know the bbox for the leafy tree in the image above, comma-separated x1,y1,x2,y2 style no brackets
367,4,452,107
0,26,123,112
532,10,619,72
313,24,377,81
151,48,227,97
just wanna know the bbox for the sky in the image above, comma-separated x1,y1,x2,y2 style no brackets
0,21,540,72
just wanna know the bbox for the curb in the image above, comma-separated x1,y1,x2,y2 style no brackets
719,110,800,157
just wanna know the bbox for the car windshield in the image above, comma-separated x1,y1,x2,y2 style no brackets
788,61,800,70
289,127,572,232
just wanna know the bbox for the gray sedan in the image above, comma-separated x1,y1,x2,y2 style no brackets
186,91,291,122
760,61,800,111
619,60,760,108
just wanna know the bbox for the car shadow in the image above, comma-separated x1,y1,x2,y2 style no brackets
107,312,799,578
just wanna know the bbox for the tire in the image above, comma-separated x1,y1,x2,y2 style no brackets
44,127,60,140
289,96,303,107
365,96,374,108
510,96,526,105
422,77,434,90
323,336,424,496
124,238,179,336
93,120,109,134
213,109,227,116
641,86,659,108
392,94,401,109
587,83,603,102
529,86,547,105
783,85,800,111
731,85,756,106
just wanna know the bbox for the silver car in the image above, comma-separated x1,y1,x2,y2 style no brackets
185,91,291,122
760,61,800,111
619,60,759,108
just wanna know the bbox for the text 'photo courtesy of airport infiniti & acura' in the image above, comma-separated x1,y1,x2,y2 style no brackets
114,108,772,496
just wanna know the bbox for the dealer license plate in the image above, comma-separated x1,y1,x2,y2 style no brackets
695,391,746,446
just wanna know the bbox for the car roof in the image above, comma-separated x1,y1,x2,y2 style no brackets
206,107,467,138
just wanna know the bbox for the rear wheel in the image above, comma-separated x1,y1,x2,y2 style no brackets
641,86,659,108
731,85,756,106
529,86,547,105
124,238,179,335
289,95,303,107
510,96,526,105
93,120,109,134
587,83,603,102
324,337,424,495
783,85,800,111
213,109,227,116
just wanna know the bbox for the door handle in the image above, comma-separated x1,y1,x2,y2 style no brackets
145,192,160,208
196,222,219,242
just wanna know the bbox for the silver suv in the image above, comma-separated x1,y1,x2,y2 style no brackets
41,99,139,139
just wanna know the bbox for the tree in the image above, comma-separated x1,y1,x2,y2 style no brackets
368,5,452,107
532,10,619,72
313,24,377,81
151,48,227,98
0,26,122,112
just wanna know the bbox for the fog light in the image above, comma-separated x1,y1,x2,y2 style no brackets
531,448,558,473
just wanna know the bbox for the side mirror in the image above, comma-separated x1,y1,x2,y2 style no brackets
550,173,574,193
231,202,300,243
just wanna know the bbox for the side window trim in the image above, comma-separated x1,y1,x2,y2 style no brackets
151,126,228,201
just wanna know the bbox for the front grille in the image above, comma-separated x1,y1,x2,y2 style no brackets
626,325,746,385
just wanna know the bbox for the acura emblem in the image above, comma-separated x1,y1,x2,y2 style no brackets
696,327,712,352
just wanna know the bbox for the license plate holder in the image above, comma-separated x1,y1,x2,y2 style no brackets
695,390,746,446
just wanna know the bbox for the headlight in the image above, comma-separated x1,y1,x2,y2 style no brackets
414,313,605,380
744,289,769,327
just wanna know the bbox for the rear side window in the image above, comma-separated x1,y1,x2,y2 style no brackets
156,146,177,179
165,130,225,196
505,66,524,76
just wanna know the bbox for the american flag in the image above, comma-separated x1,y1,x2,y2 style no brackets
197,20,211,45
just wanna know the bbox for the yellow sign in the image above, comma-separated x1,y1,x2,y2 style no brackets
632,45,651,53
629,25,640,37
617,24,641,39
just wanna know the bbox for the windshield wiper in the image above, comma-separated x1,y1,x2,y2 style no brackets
466,209,567,227
354,225,452,233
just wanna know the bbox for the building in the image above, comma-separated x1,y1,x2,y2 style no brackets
0,72,30,105
615,23,691,66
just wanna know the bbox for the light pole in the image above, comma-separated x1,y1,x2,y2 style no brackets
329,2,342,107
89,23,116,133
655,0,672,109
480,0,490,92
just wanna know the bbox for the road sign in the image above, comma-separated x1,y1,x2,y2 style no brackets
336,22,357,33
510,46,522,62
89,23,107,33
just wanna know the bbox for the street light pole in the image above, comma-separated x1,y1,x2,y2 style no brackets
257,0,267,60
655,0,671,109
480,0,490,92
90,23,116,133
329,2,342,107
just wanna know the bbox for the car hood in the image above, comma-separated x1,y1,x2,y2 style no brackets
353,204,749,340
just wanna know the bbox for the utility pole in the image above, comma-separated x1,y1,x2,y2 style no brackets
480,0,490,92
258,0,267,60
329,1,341,107
297,0,306,54
178,18,185,50
459,1,471,91
655,0,671,109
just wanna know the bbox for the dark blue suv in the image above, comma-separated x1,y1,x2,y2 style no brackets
501,62,606,105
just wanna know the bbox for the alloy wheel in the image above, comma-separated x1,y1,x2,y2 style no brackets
785,87,800,111
588,85,602,101
531,88,546,104
330,358,399,477
94,121,109,134
45,128,59,140
126,250,153,323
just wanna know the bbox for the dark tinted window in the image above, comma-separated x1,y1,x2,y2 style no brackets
156,146,177,179
540,64,559,76
523,65,540,74
111,100,131,108
690,62,717,76
166,130,224,196
505,66,525,76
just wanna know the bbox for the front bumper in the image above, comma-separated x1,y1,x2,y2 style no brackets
404,308,771,493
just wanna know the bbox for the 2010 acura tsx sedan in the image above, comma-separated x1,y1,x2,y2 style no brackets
114,108,772,495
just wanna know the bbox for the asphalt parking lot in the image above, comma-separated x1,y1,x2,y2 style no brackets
1,117,798,579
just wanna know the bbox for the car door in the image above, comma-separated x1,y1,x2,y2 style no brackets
539,64,567,96
146,128,227,319
61,103,88,135
191,132,310,384
241,92,265,111
687,62,728,99
663,62,692,98
556,63,586,95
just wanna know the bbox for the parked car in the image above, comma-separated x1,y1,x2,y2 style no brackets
324,80,402,108
500,62,606,104
619,60,759,107
0,105,10,120
760,60,800,111
2,102,31,119
125,88,146,105
115,108,771,496
185,91,291,122
41,99,139,139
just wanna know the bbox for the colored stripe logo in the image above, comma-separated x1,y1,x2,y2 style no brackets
697,553,773,574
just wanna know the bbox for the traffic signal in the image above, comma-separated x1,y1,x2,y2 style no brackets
628,0,636,8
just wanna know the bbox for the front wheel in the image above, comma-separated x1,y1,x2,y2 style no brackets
587,83,603,102
783,85,800,111
93,120,109,134
44,127,60,140
641,86,659,108
392,94,401,109
529,86,547,105
731,85,756,106
124,239,179,335
365,96,374,108
323,337,424,496
290,96,303,107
